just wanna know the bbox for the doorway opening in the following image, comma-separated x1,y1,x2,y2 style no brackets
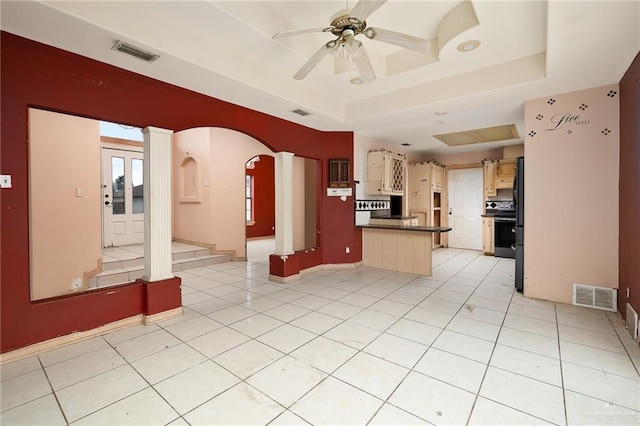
100,121,145,248
245,155,276,263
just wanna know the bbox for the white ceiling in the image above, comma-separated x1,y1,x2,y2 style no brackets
2,1,639,154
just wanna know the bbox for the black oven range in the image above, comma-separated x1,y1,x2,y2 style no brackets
486,201,516,259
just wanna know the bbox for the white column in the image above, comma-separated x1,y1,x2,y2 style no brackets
274,152,294,255
142,126,174,282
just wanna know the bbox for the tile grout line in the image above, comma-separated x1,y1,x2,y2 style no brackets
36,353,70,425
555,302,570,426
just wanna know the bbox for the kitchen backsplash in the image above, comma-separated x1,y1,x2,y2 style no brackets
355,200,391,211
486,200,514,211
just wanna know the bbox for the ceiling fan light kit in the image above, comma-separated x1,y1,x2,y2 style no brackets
273,0,431,84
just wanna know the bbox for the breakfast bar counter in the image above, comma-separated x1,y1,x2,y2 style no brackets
357,224,452,275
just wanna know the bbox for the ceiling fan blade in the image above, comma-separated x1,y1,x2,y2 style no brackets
293,40,338,80
352,44,376,83
349,0,387,22
364,27,431,53
273,26,333,39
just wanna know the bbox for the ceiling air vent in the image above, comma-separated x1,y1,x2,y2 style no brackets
291,109,312,117
573,283,617,312
111,41,160,62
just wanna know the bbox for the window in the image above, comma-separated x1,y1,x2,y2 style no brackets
131,158,144,214
245,174,254,224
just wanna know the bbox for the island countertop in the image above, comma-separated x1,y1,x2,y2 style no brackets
358,224,452,233
359,224,451,275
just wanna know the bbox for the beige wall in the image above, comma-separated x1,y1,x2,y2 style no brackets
292,156,306,251
29,108,101,300
524,84,619,303
173,128,274,258
172,128,214,244
304,158,318,249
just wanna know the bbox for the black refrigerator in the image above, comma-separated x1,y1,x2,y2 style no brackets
514,156,524,292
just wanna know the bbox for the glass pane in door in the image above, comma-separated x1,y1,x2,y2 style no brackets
132,158,143,214
111,156,125,215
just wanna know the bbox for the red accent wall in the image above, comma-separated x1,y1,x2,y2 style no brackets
246,155,275,239
618,52,640,317
0,32,360,352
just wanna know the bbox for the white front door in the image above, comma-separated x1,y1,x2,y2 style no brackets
447,168,483,250
101,148,144,247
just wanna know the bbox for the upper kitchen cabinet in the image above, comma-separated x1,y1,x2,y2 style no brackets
484,160,497,196
430,162,445,191
366,150,405,196
407,162,430,224
407,161,446,247
495,159,516,189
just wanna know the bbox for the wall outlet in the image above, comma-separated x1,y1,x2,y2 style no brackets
1,175,12,188
345,246,350,254
71,277,82,290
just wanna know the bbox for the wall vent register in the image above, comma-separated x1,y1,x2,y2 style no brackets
573,283,617,312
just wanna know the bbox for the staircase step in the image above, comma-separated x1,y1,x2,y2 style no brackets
92,253,232,289
173,248,213,260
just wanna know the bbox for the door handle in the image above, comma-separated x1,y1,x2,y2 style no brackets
448,207,452,215
104,201,110,206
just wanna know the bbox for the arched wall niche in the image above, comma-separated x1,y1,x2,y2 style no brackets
179,156,200,202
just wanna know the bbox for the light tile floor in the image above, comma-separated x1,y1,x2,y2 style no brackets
2,245,640,425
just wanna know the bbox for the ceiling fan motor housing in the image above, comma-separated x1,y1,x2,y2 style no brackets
330,9,367,36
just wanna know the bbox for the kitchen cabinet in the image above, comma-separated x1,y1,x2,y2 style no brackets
495,159,516,189
484,160,497,196
407,162,430,225
407,162,446,248
366,150,405,196
482,217,494,255
430,162,445,191
432,191,443,248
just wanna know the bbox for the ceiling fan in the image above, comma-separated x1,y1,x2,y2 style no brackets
272,0,431,83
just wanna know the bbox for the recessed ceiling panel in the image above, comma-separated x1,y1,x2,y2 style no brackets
434,124,519,146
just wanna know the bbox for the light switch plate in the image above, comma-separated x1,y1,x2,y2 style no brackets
1,175,12,188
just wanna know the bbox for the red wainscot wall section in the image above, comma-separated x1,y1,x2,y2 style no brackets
0,31,361,352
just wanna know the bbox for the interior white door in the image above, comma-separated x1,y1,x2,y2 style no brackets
447,168,483,250
101,147,144,247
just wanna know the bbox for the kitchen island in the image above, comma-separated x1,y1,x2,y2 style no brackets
358,224,452,275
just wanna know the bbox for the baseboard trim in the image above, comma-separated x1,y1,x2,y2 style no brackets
270,261,363,284
143,307,183,325
1,309,181,365
269,274,301,284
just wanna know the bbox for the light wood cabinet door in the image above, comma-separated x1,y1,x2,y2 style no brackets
482,217,494,254
367,151,405,195
430,164,445,191
484,161,497,196
495,159,516,189
407,163,430,212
